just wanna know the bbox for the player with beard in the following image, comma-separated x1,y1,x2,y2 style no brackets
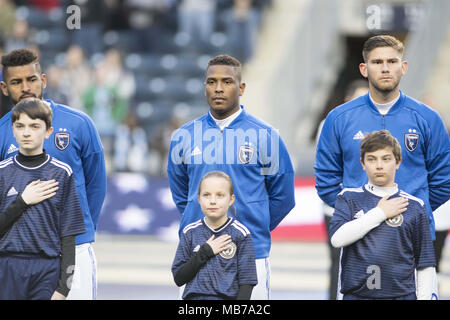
315,35,450,262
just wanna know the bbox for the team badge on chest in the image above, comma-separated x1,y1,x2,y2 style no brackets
238,144,255,164
219,242,237,259
55,132,70,150
404,130,419,152
386,214,404,227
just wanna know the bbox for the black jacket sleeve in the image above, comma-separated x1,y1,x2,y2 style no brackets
236,284,254,300
55,235,76,297
0,195,29,236
173,243,215,287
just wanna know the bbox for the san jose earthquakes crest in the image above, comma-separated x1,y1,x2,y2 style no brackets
219,242,237,259
404,131,419,152
386,214,404,227
55,132,70,150
238,144,255,164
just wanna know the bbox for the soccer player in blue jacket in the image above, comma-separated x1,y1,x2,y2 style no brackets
172,171,257,300
330,130,437,299
315,35,450,241
0,49,106,299
0,97,85,299
167,55,295,299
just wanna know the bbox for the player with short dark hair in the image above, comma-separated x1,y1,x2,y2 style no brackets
172,171,257,300
0,97,85,300
167,54,295,299
330,130,437,300
0,48,106,300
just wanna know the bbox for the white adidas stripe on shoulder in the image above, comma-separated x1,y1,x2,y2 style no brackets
50,158,73,176
51,158,73,174
232,221,250,236
0,158,13,168
338,187,363,196
399,191,424,207
183,220,202,234
233,220,250,234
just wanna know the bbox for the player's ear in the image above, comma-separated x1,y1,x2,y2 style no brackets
45,126,53,138
0,81,9,96
360,158,366,171
41,73,47,89
239,82,246,96
401,60,408,75
229,194,235,207
359,63,368,78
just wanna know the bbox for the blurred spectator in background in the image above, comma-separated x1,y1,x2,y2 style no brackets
102,48,136,103
68,0,106,56
4,19,33,52
0,0,16,46
224,0,261,63
82,62,129,163
44,64,70,105
150,112,184,176
344,79,370,102
125,0,176,52
27,0,61,12
177,0,216,46
103,0,131,32
60,45,92,110
113,112,149,173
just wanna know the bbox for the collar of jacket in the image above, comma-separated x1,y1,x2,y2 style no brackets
44,98,56,112
205,105,247,129
364,90,406,116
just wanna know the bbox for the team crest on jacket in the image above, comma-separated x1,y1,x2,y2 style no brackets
238,144,255,164
386,214,404,227
404,133,419,152
219,242,236,259
55,132,70,150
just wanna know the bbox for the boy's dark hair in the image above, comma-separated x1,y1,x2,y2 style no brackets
12,97,52,130
207,54,242,81
362,35,404,62
360,129,402,164
1,48,42,79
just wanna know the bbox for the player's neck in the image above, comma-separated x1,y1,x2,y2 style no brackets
209,105,241,121
369,87,400,104
204,216,231,230
365,183,398,197
16,150,47,167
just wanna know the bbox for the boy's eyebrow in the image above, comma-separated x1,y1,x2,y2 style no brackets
206,76,234,81
14,119,42,124
365,153,394,158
